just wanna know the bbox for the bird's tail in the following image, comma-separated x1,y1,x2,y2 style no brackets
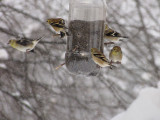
32,35,46,45
119,36,129,42
121,36,129,39
34,34,47,44
36,35,45,42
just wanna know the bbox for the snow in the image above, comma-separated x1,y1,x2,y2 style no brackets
50,97,57,104
141,72,152,81
0,49,9,60
21,100,33,114
157,82,160,89
111,87,160,120
21,100,31,107
0,63,6,69
155,55,160,66
11,92,20,97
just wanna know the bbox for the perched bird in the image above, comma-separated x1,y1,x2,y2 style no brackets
104,24,128,44
109,46,123,64
91,48,114,68
8,37,43,52
46,18,68,38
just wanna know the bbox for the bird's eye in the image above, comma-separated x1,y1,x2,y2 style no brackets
59,19,64,24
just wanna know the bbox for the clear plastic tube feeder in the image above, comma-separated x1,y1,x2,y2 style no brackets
65,0,106,76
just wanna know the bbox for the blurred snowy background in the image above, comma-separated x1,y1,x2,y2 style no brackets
0,0,160,120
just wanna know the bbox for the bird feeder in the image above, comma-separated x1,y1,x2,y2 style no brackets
65,0,106,75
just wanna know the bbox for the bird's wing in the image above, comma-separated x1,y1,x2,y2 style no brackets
105,28,121,37
50,22,65,28
93,53,109,63
16,39,32,46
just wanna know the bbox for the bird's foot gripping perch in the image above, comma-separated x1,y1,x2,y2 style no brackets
109,65,116,69
109,60,116,69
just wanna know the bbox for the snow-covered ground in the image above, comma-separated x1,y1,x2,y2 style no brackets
111,86,160,120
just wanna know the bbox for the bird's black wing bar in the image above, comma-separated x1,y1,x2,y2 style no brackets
50,23,64,28
105,31,121,37
16,39,32,46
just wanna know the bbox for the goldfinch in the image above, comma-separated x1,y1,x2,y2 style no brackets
104,24,128,44
8,37,43,52
46,18,68,38
109,46,123,64
91,48,114,68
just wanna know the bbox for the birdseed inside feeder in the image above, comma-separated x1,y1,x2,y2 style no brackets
65,0,106,76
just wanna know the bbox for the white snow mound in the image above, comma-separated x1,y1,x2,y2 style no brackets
111,87,160,120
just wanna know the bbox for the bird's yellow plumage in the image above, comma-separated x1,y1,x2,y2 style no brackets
91,48,112,68
109,46,123,64
46,18,68,38
104,24,128,42
8,37,42,52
